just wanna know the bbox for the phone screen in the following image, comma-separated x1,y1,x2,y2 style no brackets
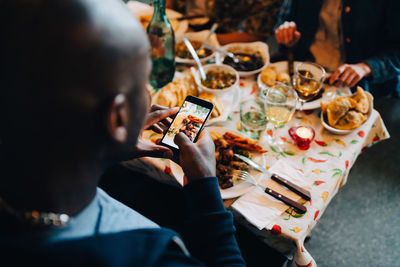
161,96,213,149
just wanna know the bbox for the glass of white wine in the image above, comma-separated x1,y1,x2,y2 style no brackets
264,82,298,150
293,62,326,112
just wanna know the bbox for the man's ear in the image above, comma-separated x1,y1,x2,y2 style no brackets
106,94,128,143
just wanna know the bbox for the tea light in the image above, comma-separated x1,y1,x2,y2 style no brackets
289,126,315,150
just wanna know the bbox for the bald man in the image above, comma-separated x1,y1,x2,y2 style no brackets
0,0,244,265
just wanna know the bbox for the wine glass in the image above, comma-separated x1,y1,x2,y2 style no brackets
293,62,326,113
264,82,298,151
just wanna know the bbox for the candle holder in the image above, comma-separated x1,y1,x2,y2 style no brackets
289,126,315,150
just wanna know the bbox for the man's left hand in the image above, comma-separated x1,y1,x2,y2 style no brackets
329,63,372,87
133,105,179,159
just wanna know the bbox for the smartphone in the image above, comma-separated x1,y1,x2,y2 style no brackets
160,95,214,155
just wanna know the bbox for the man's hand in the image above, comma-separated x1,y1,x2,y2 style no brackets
329,63,372,87
133,105,178,159
173,130,216,184
275,21,301,47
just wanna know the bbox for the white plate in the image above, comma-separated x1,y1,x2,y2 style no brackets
170,126,266,199
216,42,270,77
175,31,220,64
127,1,188,38
257,61,342,110
321,91,374,135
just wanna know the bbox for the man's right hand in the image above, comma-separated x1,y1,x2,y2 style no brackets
275,21,301,47
174,130,216,184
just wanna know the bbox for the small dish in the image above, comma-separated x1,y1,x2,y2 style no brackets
175,30,219,64
191,64,239,96
217,42,270,77
320,92,373,135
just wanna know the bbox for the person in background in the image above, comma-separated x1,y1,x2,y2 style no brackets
168,0,283,44
275,0,400,98
0,0,245,266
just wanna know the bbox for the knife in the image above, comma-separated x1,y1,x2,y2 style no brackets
234,154,311,201
237,171,307,214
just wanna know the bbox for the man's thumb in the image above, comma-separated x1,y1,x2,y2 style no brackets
174,132,192,148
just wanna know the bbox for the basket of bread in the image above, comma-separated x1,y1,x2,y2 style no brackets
320,86,373,134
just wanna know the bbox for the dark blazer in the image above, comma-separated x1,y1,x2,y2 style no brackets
0,178,245,267
276,0,400,97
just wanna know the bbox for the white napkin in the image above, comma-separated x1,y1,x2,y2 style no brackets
231,160,310,230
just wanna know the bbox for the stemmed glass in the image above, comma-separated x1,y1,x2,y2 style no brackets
292,62,325,113
264,82,298,151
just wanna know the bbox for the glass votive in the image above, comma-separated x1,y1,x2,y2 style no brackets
289,126,315,150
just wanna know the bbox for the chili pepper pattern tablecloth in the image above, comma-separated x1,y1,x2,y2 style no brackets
124,73,389,267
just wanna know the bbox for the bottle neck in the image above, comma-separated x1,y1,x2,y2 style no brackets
153,0,166,20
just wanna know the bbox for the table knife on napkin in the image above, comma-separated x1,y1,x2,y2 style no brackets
237,171,307,214
234,154,311,201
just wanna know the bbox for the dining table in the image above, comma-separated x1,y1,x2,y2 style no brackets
125,2,390,266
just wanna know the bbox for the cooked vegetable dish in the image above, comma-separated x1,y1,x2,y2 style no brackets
223,52,264,72
176,40,213,59
201,70,236,89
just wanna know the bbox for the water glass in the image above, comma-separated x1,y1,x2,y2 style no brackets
240,99,267,140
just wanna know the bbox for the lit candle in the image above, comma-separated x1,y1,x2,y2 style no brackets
296,126,313,139
289,126,315,150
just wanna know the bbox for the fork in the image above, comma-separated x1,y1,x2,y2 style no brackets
234,171,307,214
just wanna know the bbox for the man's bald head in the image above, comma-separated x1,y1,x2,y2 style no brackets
0,0,150,165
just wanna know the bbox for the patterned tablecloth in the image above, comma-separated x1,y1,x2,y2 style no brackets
125,69,389,267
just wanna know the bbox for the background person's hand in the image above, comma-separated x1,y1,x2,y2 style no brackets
132,105,179,159
329,63,372,87
275,21,301,47
173,130,216,184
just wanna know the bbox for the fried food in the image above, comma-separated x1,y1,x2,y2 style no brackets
335,110,367,130
154,78,198,108
352,86,369,113
213,131,267,189
260,65,277,86
277,72,291,83
223,132,267,153
326,96,357,126
198,92,223,119
321,86,370,130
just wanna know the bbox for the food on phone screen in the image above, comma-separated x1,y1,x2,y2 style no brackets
163,101,210,148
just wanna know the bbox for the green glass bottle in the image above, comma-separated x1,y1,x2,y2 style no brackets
147,0,175,90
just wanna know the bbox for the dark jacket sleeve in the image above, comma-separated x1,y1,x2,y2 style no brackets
363,0,400,84
182,177,246,267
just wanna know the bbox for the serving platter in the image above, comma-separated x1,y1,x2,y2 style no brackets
257,61,345,110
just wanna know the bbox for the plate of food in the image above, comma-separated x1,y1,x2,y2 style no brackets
127,1,188,38
169,127,267,199
216,42,270,77
152,76,240,125
320,86,373,135
257,61,338,110
175,31,220,64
